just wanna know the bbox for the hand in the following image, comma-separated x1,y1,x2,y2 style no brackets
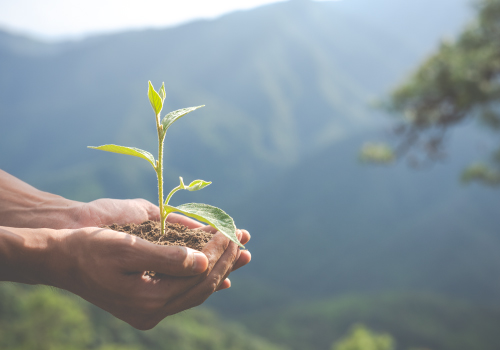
61,197,252,292
57,226,250,330
0,225,251,330
72,201,252,291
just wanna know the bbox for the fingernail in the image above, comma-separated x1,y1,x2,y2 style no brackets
192,251,207,274
237,230,242,240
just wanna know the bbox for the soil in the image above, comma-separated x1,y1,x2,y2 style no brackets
104,220,212,251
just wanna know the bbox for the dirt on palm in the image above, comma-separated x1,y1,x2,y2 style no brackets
104,220,212,251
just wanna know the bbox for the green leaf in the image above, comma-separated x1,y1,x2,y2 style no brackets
186,179,211,191
158,82,166,102
161,105,204,132
178,177,211,191
166,203,243,248
88,144,156,168
148,81,163,115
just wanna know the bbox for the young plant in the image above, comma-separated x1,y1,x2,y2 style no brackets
88,81,243,248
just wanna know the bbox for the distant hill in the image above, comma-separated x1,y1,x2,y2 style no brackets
0,283,286,350
241,293,500,350
227,126,500,305
333,0,473,61
0,0,471,204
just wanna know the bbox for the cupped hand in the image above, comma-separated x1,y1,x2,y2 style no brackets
49,196,251,295
56,226,249,330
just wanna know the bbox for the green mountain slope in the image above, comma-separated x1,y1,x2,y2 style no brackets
224,126,500,306
0,283,286,350
0,0,468,204
241,293,500,350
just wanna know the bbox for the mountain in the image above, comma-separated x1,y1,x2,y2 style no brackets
241,293,500,350
223,125,500,308
0,0,471,205
0,283,287,350
333,0,474,61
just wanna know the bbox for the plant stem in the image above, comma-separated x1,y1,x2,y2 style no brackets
165,185,181,208
157,116,165,236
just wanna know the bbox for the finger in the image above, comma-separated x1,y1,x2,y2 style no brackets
232,250,251,271
197,238,240,296
217,247,240,287
145,232,231,301
216,278,231,291
196,230,241,293
126,238,208,276
157,231,233,305
168,237,240,313
239,229,251,245
166,213,204,229
201,231,230,272
157,236,237,316
210,230,243,289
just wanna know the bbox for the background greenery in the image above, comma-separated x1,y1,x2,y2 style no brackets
386,0,500,184
1,0,500,349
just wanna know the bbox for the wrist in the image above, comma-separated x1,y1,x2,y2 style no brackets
0,226,73,287
0,170,81,229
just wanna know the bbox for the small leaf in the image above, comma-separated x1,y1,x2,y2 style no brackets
161,105,204,132
88,144,156,168
179,176,186,189
166,203,243,248
158,82,166,102
186,179,211,191
148,81,163,115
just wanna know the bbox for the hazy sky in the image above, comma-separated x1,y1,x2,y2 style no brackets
0,0,292,41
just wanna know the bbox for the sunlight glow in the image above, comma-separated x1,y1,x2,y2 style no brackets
0,0,287,41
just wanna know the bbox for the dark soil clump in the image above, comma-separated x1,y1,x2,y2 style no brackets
104,220,212,251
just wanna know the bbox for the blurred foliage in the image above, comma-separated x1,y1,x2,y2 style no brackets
387,0,500,182
0,284,92,350
7,280,500,350
359,142,395,164
461,162,500,185
241,293,500,350
231,130,500,309
0,283,286,350
332,324,395,350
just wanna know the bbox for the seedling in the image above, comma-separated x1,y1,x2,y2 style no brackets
88,81,243,248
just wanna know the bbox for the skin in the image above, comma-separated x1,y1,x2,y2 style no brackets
0,169,251,330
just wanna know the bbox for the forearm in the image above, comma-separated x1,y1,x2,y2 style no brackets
0,169,80,228
0,226,70,286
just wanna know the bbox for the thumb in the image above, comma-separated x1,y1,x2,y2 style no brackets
128,241,208,276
